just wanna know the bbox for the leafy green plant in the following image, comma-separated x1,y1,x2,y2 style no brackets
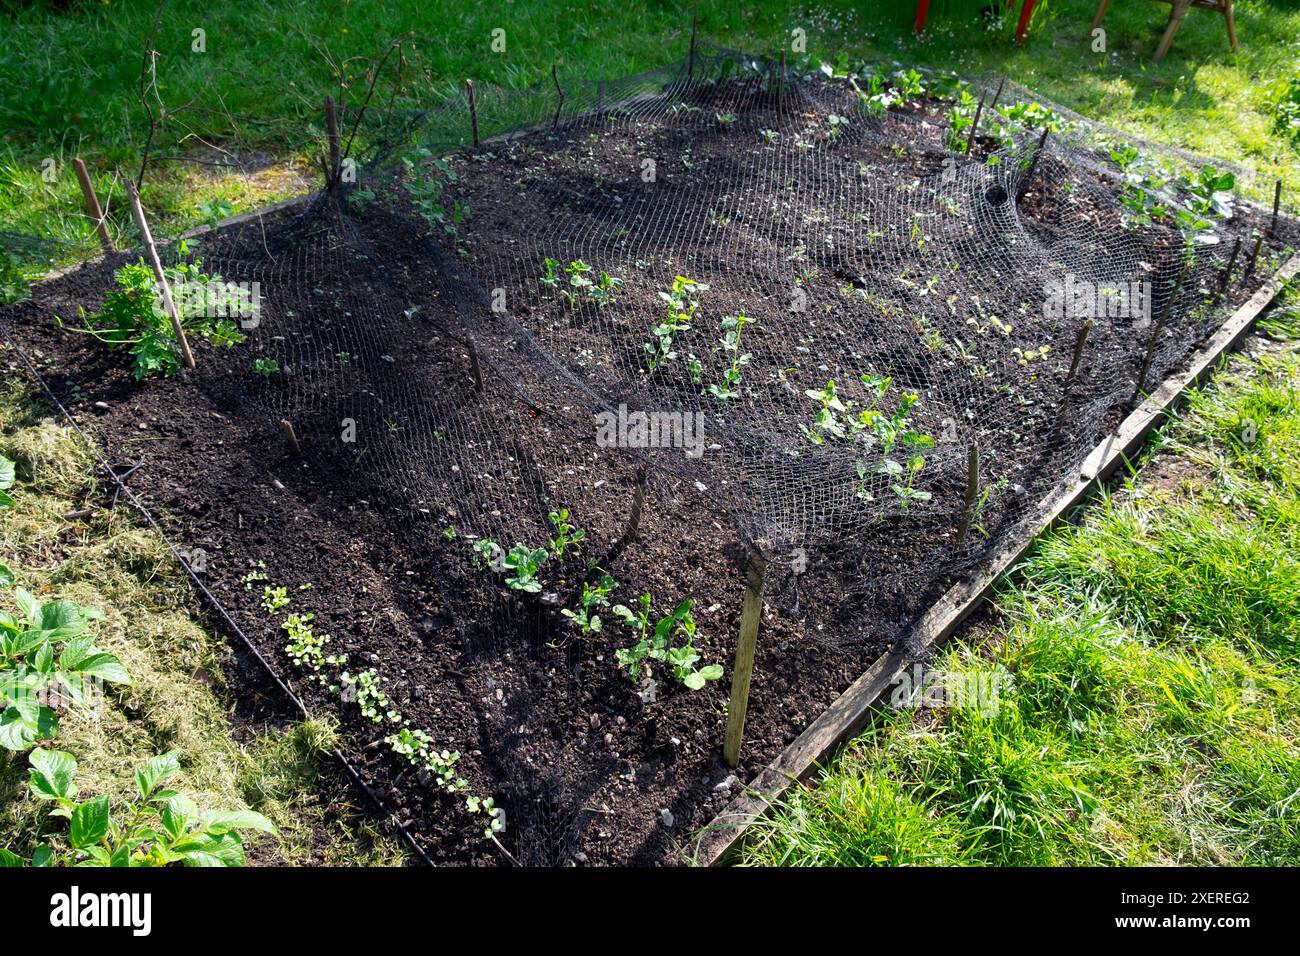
472,539,547,593
402,149,468,241
282,612,346,681
561,572,617,635
341,667,400,724
547,507,586,558
0,250,30,305
648,275,708,373
0,589,130,751
251,356,280,378
260,586,289,613
707,313,754,400
0,749,275,867
72,244,246,380
1184,165,1236,220
196,197,233,231
612,594,722,690
0,453,14,510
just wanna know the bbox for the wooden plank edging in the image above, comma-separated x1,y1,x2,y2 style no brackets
692,251,1300,867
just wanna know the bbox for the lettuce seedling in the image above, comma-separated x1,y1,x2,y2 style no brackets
0,749,275,867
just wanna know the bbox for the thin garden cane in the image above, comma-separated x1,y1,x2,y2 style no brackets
1016,127,1050,202
621,465,647,543
1245,180,1284,277
280,419,303,456
723,548,768,769
551,64,565,131
466,79,480,148
1135,259,1192,403
324,96,342,191
124,178,195,371
687,13,698,84
965,92,986,156
1217,237,1242,300
953,442,980,550
465,334,484,392
1048,318,1094,446
73,158,114,253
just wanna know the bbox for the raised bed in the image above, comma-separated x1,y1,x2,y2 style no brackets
2,59,1296,865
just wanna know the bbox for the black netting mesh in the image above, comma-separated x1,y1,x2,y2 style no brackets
3,50,1296,863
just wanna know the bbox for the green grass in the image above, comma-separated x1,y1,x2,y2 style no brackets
743,325,1300,867
0,375,404,865
0,0,1295,270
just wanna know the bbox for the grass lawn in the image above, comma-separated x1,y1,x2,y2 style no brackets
0,0,1297,270
0,0,1297,866
743,288,1300,865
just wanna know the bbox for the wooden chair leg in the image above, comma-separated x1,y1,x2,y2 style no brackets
1224,0,1239,52
1154,0,1192,62
1092,0,1111,31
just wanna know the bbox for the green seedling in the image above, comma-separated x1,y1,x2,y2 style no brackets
473,539,547,593
547,507,586,559
648,275,708,373
707,313,754,400
252,357,279,378
260,586,289,613
612,594,722,691
70,244,247,380
561,573,617,635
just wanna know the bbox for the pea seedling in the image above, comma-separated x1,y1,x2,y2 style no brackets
547,507,586,559
561,572,617,635
612,594,722,691
648,275,708,373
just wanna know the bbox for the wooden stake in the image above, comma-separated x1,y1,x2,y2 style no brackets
1247,180,1284,276
280,419,302,456
551,64,565,131
1049,318,1094,444
723,548,768,769
622,465,647,543
1017,127,1049,201
1217,237,1242,297
124,178,195,370
953,442,980,549
466,80,479,148
965,93,986,156
989,76,1006,111
73,158,114,253
687,13,698,84
325,96,342,190
1135,260,1191,401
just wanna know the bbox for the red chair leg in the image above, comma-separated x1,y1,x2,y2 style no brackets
915,0,931,32
1016,0,1039,44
